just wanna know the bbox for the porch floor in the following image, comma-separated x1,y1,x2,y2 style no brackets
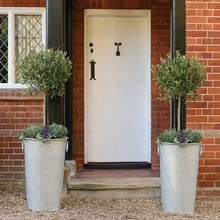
74,168,160,179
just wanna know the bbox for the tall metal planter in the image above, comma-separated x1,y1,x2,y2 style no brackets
23,138,68,211
158,143,201,215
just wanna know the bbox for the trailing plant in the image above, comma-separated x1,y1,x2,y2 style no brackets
156,129,203,147
19,123,68,141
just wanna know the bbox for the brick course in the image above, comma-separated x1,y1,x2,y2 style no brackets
0,0,45,7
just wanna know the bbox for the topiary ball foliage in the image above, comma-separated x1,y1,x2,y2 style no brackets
16,47,72,98
152,51,206,102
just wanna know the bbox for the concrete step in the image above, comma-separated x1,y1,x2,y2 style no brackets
67,177,161,199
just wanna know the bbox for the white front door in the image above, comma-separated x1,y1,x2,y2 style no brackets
85,10,151,164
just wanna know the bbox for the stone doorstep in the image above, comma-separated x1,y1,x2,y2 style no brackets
66,177,161,199
68,177,160,190
63,160,161,199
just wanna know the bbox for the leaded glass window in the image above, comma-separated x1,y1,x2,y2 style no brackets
15,15,42,82
15,15,42,56
0,8,45,87
0,15,8,83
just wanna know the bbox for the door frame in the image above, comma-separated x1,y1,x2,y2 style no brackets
84,9,151,165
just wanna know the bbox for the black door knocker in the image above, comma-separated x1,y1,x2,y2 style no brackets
114,42,122,56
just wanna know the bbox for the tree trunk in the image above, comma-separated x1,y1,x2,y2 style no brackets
177,97,181,131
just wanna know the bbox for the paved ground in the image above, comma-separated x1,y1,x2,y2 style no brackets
0,180,219,220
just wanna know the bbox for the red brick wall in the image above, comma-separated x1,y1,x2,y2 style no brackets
0,90,43,178
0,1,45,179
186,0,220,197
151,1,170,169
72,0,170,170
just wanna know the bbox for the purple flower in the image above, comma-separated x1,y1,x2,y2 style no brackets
178,131,187,143
41,126,50,139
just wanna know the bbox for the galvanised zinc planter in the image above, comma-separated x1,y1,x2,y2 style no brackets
23,138,68,211
158,142,202,215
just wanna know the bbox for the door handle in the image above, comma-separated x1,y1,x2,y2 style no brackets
89,60,96,80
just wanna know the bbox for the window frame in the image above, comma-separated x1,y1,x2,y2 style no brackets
0,7,46,88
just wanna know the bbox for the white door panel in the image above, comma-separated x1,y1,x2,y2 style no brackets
85,10,151,163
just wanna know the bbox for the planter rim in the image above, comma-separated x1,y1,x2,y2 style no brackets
159,142,201,146
23,137,68,142
157,142,203,156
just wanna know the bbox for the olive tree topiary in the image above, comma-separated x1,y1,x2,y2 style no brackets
152,51,206,131
16,47,72,125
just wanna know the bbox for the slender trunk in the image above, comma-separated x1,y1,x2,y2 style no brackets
43,93,47,126
177,96,181,131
